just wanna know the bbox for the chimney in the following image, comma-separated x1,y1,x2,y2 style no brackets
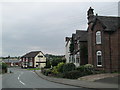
87,7,94,25
65,37,71,42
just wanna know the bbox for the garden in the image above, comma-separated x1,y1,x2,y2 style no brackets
41,58,101,79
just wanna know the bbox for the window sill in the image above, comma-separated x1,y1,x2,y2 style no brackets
97,65,102,67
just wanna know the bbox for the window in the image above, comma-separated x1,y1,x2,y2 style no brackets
96,51,102,66
96,31,101,44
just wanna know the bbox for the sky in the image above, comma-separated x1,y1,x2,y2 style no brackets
0,0,119,57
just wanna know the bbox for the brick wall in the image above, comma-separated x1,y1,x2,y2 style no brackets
88,19,119,72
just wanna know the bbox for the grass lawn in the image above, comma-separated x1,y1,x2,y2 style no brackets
27,68,41,70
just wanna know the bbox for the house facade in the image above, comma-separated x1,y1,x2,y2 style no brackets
74,30,88,66
65,37,71,63
21,51,46,68
65,30,88,67
87,7,120,72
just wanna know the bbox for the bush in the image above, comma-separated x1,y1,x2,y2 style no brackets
63,63,76,73
77,64,94,75
2,63,8,73
63,70,81,79
84,64,94,75
52,66,59,75
51,59,63,67
45,69,52,76
41,68,52,76
44,60,51,68
57,62,65,73
76,65,85,72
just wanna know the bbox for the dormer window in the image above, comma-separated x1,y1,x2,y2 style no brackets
96,31,101,44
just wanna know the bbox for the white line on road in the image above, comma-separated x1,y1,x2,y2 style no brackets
19,80,25,85
18,72,26,86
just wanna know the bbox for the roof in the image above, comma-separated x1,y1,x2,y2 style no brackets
65,37,71,47
75,30,88,41
21,51,43,58
92,16,120,31
3,59,20,63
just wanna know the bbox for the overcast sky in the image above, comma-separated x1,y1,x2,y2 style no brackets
1,0,119,57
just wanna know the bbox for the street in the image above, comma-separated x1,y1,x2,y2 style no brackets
2,67,92,89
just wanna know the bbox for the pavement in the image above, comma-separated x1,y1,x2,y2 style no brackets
35,70,119,90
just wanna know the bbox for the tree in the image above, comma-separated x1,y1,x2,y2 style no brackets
45,60,51,68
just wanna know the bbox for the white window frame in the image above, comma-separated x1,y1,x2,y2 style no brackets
96,51,102,67
96,31,101,44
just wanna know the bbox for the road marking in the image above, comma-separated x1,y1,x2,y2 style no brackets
18,72,26,86
19,80,25,85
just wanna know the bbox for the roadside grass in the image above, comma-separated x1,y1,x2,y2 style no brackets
27,68,41,70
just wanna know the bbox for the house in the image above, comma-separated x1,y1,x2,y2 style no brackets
69,33,76,64
87,7,120,72
65,37,71,63
65,30,88,67
74,30,88,67
3,59,21,67
21,51,46,68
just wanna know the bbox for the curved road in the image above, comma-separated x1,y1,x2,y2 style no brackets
2,67,92,90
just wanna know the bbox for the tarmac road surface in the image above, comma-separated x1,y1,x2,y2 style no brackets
2,67,92,90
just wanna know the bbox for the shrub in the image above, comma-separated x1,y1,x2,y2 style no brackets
52,66,59,75
51,59,63,67
84,64,94,75
63,70,81,79
44,60,51,68
2,63,8,69
57,62,65,73
76,64,94,76
2,63,8,73
63,63,76,73
41,68,52,76
44,69,52,76
76,65,85,72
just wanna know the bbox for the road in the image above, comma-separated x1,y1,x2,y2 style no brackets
2,67,92,90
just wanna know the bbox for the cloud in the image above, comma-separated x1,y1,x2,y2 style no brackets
2,2,118,56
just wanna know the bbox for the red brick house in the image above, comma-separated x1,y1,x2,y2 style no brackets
87,7,120,72
74,30,88,66
65,30,88,67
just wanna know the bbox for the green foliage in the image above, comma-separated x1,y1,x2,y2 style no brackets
2,63,8,70
63,70,81,79
44,60,51,68
52,66,59,75
76,65,85,72
57,62,65,73
51,58,63,67
84,64,94,74
2,63,8,73
77,64,94,75
41,68,52,76
27,68,41,70
63,63,76,73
